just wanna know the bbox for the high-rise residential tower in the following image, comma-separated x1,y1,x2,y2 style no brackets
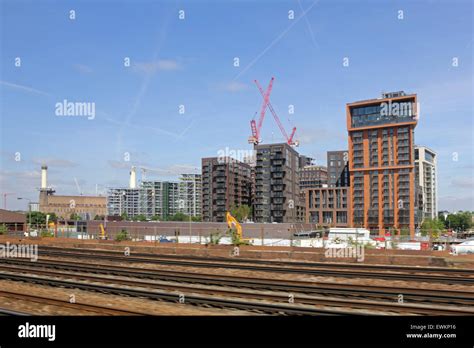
201,157,252,222
414,146,437,220
347,91,419,237
254,143,303,223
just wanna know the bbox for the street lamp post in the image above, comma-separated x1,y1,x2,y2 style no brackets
443,212,450,251
17,197,31,234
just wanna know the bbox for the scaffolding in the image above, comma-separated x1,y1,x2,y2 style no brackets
140,180,180,219
107,176,201,220
179,174,202,217
107,188,143,217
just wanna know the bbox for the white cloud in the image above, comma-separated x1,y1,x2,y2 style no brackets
107,160,142,169
451,176,474,189
105,162,199,180
0,170,40,182
221,81,248,92
32,158,78,168
439,195,474,212
133,59,181,74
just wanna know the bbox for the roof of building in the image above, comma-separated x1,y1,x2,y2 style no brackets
414,145,437,155
301,165,327,171
0,209,27,223
346,93,417,107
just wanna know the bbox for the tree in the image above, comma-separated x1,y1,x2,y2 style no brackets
170,212,189,221
47,213,58,223
29,212,47,225
191,215,202,222
230,204,252,222
443,212,472,231
421,218,445,237
94,215,105,220
69,213,81,221
120,212,129,221
134,214,147,222
151,215,161,221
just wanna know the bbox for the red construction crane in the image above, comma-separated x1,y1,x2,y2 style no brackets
2,193,15,210
249,77,274,144
248,77,298,146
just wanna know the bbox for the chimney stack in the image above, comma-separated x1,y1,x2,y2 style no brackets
41,165,48,189
129,166,137,189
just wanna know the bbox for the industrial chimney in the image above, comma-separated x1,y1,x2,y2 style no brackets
41,165,48,189
129,166,137,189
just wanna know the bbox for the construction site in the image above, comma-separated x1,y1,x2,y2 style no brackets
1,0,472,346
0,71,472,317
0,77,473,321
0,235,473,317
0,11,472,344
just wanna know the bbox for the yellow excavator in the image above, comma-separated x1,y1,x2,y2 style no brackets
226,212,252,244
99,223,108,240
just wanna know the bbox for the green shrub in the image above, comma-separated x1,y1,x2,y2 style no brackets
227,228,250,246
208,231,222,245
115,229,130,242
0,224,8,235
41,230,54,238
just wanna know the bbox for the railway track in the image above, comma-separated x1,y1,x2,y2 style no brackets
0,271,357,315
37,245,473,274
0,290,145,315
0,263,472,315
0,307,30,316
1,258,473,307
36,246,474,285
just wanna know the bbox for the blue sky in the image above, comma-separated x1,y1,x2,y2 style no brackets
1,0,472,211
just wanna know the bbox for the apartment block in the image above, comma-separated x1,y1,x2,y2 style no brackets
305,187,350,227
327,151,350,187
347,91,419,237
415,146,438,220
107,188,143,218
201,157,252,222
299,155,314,168
140,181,180,219
299,165,328,189
254,143,303,223
108,180,185,220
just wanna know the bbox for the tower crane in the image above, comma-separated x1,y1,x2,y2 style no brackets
2,193,15,210
248,77,298,147
248,77,274,145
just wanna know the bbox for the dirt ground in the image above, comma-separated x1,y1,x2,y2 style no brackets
0,280,257,315
2,235,473,268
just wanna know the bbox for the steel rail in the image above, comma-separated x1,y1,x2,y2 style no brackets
0,266,472,315
1,258,473,306
0,271,355,316
0,290,144,315
37,245,474,275
35,248,474,285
